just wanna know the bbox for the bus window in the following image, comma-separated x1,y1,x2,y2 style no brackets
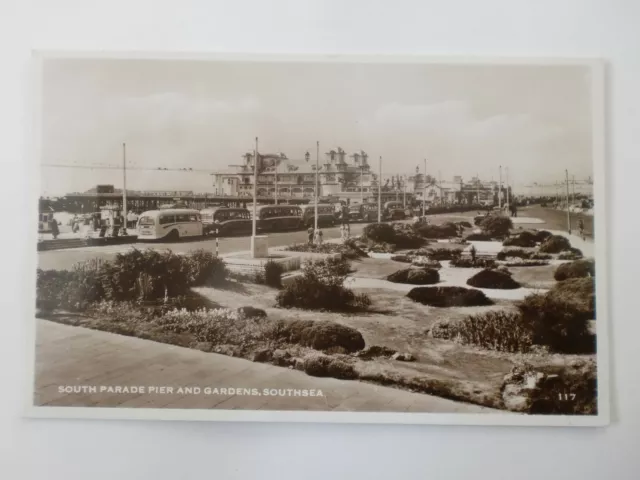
139,216,155,225
176,214,190,223
189,213,198,222
159,215,175,225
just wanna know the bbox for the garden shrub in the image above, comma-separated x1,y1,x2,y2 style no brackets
36,263,105,312
276,257,369,311
554,259,595,281
406,286,493,307
431,311,534,353
236,306,267,319
503,231,537,248
546,277,595,320
539,235,571,253
455,221,473,229
531,252,552,260
518,282,594,353
464,233,492,241
496,248,532,261
387,268,440,285
281,319,365,352
187,250,227,286
450,257,496,268
302,353,358,379
100,249,192,301
467,269,521,289
427,247,463,261
479,215,513,237
533,230,552,243
390,223,425,249
285,241,367,260
262,260,283,288
362,223,396,243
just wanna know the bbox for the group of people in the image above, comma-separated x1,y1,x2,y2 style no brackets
306,222,351,246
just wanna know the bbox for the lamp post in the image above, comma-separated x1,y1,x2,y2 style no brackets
251,137,258,239
377,156,382,223
506,166,510,207
122,143,128,235
498,165,503,211
403,175,406,208
360,162,364,205
476,173,480,205
315,141,319,232
565,170,571,233
274,160,278,205
422,159,427,217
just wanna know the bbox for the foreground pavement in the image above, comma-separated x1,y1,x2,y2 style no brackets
32,320,495,414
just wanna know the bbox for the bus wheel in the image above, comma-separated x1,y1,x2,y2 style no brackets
166,230,179,242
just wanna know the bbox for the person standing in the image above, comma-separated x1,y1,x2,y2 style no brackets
578,217,585,240
50,218,59,239
346,223,351,240
307,226,314,245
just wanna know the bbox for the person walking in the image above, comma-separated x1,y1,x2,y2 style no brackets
346,223,351,240
50,218,59,239
578,217,585,240
307,226,314,245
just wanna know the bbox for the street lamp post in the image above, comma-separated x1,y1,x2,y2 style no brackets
360,162,364,205
274,161,278,205
315,141,319,232
565,170,572,233
122,143,128,235
498,165,503,211
422,159,427,217
378,156,382,223
251,137,258,239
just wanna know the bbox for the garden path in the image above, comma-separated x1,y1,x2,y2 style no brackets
32,319,496,414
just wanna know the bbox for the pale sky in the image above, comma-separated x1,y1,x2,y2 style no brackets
40,58,594,196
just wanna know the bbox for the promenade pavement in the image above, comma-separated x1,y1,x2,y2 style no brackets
33,320,495,414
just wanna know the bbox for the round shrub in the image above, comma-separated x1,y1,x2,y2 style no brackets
503,231,537,248
388,268,440,285
554,259,595,281
187,250,227,286
479,215,513,237
282,319,365,353
467,269,521,290
450,257,496,268
539,235,571,253
362,223,396,243
456,221,473,229
303,353,358,379
533,230,552,243
406,286,493,307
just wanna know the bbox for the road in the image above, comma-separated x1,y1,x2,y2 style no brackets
520,205,594,240
37,222,373,271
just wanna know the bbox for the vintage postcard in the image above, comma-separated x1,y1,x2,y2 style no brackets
26,53,608,426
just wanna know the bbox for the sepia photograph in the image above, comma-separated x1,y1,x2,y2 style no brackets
27,54,608,426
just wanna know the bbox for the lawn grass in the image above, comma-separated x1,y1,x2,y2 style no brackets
508,264,558,289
